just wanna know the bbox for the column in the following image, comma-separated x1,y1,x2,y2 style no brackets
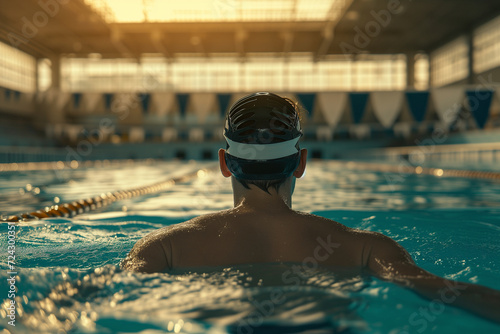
50,56,61,90
406,52,416,90
467,32,474,85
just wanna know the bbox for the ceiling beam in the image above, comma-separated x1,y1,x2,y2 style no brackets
110,27,133,58
0,25,56,59
151,30,170,58
282,31,294,57
108,21,325,34
316,0,354,60
235,29,247,58
190,35,206,55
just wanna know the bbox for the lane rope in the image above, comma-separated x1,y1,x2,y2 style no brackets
324,160,500,180
0,159,158,172
2,159,499,223
2,166,218,223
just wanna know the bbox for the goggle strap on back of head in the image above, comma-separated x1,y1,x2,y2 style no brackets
224,135,300,160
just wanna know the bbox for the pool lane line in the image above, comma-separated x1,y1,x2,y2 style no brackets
2,166,218,223
0,158,160,172
3,159,498,222
324,160,500,180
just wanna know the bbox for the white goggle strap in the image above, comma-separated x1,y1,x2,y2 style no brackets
224,135,300,160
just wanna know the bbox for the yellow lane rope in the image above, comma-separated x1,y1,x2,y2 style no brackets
2,159,499,223
2,166,218,223
324,160,500,180
0,159,158,172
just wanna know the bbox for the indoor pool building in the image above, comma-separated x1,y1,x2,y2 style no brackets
1,1,500,333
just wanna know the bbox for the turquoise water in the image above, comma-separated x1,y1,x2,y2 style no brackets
1,161,500,333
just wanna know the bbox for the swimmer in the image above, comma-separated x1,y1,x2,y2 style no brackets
122,92,500,322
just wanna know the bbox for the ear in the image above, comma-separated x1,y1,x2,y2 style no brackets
218,149,232,178
293,149,307,178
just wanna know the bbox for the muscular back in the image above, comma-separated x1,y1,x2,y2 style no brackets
121,209,373,272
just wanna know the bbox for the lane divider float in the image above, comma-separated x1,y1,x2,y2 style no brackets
3,159,499,222
325,160,500,180
2,166,217,223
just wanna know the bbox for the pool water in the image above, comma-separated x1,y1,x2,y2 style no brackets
1,160,500,333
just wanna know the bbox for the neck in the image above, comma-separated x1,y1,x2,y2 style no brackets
232,177,293,212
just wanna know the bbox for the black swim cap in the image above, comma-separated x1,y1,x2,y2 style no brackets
223,92,303,180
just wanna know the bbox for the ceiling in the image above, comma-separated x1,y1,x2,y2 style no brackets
1,0,500,60
83,0,340,23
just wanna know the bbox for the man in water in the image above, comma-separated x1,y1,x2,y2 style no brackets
122,92,500,322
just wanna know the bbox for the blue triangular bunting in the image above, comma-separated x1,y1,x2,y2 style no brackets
217,93,232,118
406,91,429,123
466,90,494,129
296,93,316,118
4,89,11,100
72,93,82,109
176,93,190,118
104,93,114,110
13,91,21,101
138,93,151,113
349,92,369,124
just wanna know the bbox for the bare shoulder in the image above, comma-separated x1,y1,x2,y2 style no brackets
291,210,356,234
297,211,406,250
120,224,174,272
120,211,232,272
293,211,414,266
349,228,416,275
356,229,413,260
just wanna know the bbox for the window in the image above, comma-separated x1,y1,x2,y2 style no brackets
0,41,36,92
474,15,500,73
431,37,468,87
414,54,429,90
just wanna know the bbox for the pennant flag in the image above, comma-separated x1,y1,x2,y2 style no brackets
406,91,429,123
138,93,151,113
296,93,316,118
152,93,175,116
104,93,114,110
466,90,494,129
72,93,82,109
176,93,190,118
317,92,346,127
349,92,369,124
13,90,21,101
190,93,216,124
4,88,11,100
432,87,463,128
371,91,404,128
217,93,232,118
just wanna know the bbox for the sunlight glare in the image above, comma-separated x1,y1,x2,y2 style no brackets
84,0,343,23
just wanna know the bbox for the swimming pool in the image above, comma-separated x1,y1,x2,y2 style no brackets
1,160,499,333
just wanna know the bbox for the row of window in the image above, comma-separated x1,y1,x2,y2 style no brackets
60,55,408,92
474,15,500,74
431,14,500,86
0,42,36,93
431,37,469,87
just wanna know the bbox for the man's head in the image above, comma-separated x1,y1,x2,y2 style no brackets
218,92,307,193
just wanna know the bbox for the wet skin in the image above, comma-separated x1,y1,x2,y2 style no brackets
122,149,500,323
